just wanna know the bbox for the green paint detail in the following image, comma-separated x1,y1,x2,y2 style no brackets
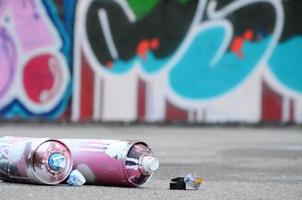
127,0,191,19
127,0,159,19
178,0,191,4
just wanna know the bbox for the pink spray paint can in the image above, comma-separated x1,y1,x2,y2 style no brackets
0,136,73,185
62,139,159,187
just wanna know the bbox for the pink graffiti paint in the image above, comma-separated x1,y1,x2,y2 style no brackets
63,139,159,187
23,54,63,104
0,136,73,185
0,0,8,19
8,0,56,53
0,27,16,97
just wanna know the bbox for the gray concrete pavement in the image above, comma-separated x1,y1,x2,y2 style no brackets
0,125,301,200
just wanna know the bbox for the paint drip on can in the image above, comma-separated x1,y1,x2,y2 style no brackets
62,139,159,187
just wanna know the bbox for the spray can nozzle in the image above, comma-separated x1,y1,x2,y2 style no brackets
141,156,159,173
48,153,67,172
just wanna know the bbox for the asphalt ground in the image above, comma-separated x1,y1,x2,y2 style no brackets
0,125,301,200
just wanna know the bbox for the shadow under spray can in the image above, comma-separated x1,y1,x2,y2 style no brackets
62,139,159,187
0,136,73,185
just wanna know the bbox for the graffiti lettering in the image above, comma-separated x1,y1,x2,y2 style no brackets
72,0,302,123
0,0,70,118
0,0,301,123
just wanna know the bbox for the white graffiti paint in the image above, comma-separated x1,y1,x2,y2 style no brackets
72,0,302,123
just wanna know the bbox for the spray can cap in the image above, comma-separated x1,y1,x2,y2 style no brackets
48,153,67,172
67,170,86,186
141,156,159,173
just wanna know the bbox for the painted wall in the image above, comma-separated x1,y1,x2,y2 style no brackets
0,0,301,123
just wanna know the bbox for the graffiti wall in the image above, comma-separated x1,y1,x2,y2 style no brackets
0,0,302,123
0,0,70,119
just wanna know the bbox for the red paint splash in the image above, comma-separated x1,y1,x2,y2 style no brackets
150,38,160,50
23,54,60,104
137,78,146,121
165,99,188,122
105,60,113,68
231,29,254,59
261,80,283,122
80,52,95,121
136,38,160,60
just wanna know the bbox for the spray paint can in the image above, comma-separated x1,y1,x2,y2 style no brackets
0,136,73,185
62,139,159,187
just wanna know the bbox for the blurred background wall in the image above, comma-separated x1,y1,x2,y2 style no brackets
0,0,301,124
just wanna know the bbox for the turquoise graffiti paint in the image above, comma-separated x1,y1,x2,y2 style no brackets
169,27,272,99
105,51,170,74
269,36,302,93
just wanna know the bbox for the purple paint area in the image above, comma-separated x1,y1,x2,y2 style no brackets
0,27,16,98
9,0,55,53
0,0,8,19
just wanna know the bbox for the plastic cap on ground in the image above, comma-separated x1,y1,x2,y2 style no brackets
67,170,86,186
48,153,67,172
141,156,159,173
